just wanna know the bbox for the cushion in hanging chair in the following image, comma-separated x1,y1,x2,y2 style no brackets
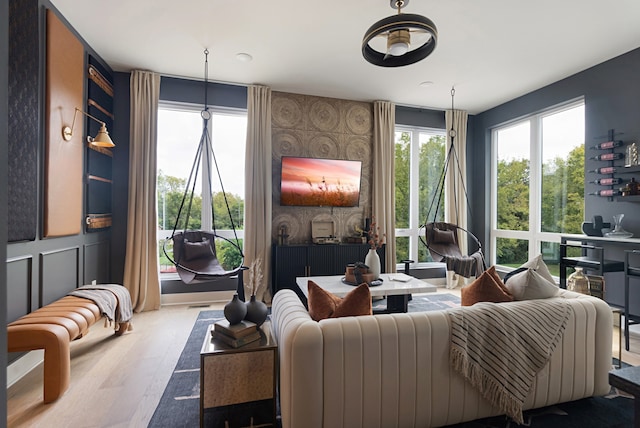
182,237,215,261
433,227,456,244
425,222,463,260
171,230,243,284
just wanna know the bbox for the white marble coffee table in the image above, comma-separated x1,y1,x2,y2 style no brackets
296,273,437,313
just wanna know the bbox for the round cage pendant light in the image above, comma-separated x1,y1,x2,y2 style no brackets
362,0,438,67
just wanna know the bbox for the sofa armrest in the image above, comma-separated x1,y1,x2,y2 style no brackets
272,290,324,428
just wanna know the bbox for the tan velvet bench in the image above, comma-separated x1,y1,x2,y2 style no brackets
7,295,129,403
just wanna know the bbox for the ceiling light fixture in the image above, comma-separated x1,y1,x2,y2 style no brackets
62,108,115,148
362,0,438,67
235,52,253,62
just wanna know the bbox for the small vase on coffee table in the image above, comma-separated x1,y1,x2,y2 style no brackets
365,248,381,280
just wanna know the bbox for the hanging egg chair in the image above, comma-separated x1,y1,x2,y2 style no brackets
162,50,245,285
421,88,485,278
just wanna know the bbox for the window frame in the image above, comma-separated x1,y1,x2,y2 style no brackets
489,98,585,269
157,101,247,279
394,124,447,269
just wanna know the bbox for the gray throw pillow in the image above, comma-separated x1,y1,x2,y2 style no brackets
505,268,559,300
520,254,556,284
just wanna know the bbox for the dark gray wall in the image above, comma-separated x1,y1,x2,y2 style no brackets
6,1,114,353
2,0,10,418
471,46,640,309
159,77,247,109
396,105,445,129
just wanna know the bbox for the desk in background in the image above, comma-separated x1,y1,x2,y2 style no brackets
560,234,640,352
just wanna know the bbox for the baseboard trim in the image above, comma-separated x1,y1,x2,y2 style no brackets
161,290,236,306
7,350,44,389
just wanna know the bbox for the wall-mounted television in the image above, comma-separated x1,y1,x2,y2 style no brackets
280,156,362,207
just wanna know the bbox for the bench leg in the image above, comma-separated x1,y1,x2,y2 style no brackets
8,324,71,403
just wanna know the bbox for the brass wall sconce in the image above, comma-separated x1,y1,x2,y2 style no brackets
62,107,115,148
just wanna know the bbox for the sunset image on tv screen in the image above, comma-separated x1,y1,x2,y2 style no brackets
280,157,362,207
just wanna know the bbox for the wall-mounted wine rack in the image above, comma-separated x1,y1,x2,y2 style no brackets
588,129,640,201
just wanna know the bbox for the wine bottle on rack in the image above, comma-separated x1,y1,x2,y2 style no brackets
588,189,622,197
590,178,622,185
589,141,623,150
588,166,617,174
589,153,624,161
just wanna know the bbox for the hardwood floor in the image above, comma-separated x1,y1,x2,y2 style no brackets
7,288,640,427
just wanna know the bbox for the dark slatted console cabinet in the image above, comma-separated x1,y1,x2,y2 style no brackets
272,244,385,300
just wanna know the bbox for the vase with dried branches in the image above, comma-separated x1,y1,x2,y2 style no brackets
244,258,268,326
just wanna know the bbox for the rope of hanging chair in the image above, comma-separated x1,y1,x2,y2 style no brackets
200,49,242,250
421,87,479,255
163,49,244,273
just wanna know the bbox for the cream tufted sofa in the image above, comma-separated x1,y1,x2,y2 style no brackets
271,289,613,428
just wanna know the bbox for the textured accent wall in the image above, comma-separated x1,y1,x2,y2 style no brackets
271,92,373,244
7,0,38,242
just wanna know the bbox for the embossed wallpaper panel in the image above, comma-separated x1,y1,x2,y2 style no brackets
271,92,373,244
7,0,38,242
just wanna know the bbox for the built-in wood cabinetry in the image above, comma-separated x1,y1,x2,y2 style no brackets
85,56,114,231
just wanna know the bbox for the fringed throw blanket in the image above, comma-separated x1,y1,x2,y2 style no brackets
448,299,571,424
69,284,133,330
444,250,486,279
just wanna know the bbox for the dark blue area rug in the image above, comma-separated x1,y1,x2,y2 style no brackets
149,294,634,428
148,310,225,428
446,390,633,427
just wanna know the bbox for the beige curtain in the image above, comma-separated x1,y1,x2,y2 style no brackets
444,109,469,256
244,85,272,302
123,70,161,312
444,109,471,288
372,101,396,273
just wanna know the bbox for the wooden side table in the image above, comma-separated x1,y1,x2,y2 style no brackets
200,322,278,428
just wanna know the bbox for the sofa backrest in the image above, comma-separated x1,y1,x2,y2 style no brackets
271,289,613,428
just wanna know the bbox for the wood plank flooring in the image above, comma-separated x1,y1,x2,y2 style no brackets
7,288,640,427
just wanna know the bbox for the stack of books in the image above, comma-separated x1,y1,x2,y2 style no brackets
211,319,261,348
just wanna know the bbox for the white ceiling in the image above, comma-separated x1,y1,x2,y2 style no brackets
49,0,640,114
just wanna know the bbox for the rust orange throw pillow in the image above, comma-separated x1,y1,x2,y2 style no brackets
307,280,372,321
461,266,514,306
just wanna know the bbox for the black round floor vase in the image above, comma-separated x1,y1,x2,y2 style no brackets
224,294,247,325
245,295,268,326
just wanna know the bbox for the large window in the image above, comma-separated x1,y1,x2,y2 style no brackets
157,103,247,276
394,126,446,265
491,100,585,275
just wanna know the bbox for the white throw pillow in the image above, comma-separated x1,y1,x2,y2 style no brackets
505,268,559,300
520,254,556,284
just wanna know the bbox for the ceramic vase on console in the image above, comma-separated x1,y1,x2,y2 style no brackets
224,294,247,325
245,295,268,327
364,249,381,280
567,267,590,295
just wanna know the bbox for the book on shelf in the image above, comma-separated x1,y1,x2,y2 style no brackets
587,275,605,300
213,319,257,339
211,330,261,348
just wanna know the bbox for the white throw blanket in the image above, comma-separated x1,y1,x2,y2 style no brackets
448,299,571,424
